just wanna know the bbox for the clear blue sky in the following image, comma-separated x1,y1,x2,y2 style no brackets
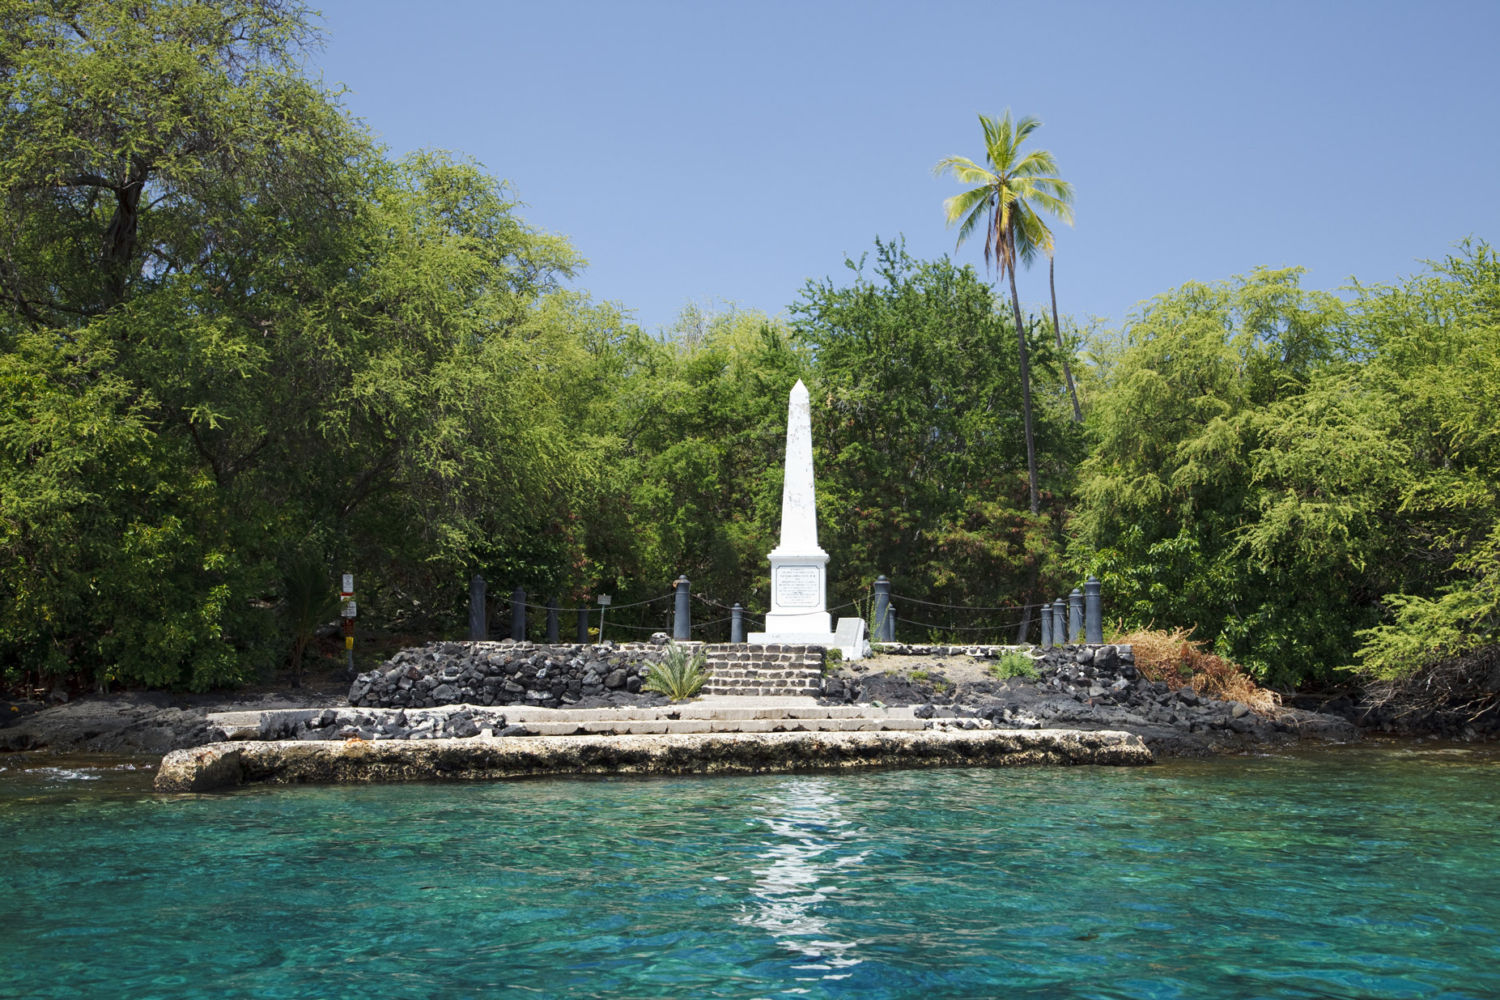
309,1,1499,334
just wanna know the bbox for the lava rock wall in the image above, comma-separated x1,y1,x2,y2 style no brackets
350,641,668,709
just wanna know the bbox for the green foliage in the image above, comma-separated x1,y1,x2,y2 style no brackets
1072,244,1500,685
908,668,952,692
935,110,1075,515
1346,242,1500,677
0,0,582,689
1,1,1493,696
794,239,1079,619
279,557,339,685
642,641,707,701
990,652,1039,680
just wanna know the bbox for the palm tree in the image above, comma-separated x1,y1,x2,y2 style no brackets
935,111,1075,513
1046,248,1084,423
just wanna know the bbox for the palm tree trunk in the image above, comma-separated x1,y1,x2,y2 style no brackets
1006,239,1040,516
1051,256,1082,423
1013,601,1033,644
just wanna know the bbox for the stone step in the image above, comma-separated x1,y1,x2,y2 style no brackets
703,680,820,689
499,704,914,723
707,672,822,681
522,718,928,736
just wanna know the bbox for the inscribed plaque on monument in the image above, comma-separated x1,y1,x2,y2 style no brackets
776,566,820,607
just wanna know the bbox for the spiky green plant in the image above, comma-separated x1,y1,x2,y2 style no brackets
643,641,708,701
280,556,339,687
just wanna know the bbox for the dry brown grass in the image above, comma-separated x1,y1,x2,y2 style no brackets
1111,625,1279,714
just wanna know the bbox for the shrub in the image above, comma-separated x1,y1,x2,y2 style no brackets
1113,626,1277,713
989,651,1039,680
824,647,843,668
908,668,952,691
642,641,708,701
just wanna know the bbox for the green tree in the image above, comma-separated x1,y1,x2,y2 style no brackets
1347,241,1500,678
0,0,583,688
1071,266,1399,685
935,110,1075,515
792,239,1077,637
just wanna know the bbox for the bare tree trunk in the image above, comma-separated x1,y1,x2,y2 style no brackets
1006,236,1040,515
1051,256,1082,423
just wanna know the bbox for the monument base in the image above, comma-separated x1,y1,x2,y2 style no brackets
750,617,867,661
762,611,830,633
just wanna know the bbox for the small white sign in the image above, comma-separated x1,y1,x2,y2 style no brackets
341,573,354,595
597,595,612,606
341,600,357,618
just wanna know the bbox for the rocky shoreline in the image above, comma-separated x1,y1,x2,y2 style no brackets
828,644,1360,756
0,638,1437,759
153,727,1154,792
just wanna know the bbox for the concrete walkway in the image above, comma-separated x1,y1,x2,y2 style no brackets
206,697,930,739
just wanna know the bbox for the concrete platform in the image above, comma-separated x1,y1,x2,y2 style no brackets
206,697,926,739
155,727,1155,792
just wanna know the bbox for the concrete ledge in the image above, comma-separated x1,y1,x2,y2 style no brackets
153,728,1153,792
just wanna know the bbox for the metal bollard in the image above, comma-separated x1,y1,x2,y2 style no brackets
576,606,589,643
673,576,690,640
731,603,744,643
546,597,559,643
1069,589,1083,644
1054,597,1067,644
873,576,893,642
1040,604,1052,648
469,574,487,641
511,588,526,641
1085,577,1102,644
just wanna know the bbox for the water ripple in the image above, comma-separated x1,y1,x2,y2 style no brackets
0,745,1498,998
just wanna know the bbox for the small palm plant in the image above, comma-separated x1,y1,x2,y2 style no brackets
280,556,339,688
643,641,708,701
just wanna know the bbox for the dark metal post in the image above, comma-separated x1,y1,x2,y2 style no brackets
1054,597,1067,644
731,603,744,643
873,575,892,642
889,605,897,643
576,606,589,643
673,576,691,640
1069,589,1083,645
511,588,526,641
468,574,486,641
1040,604,1052,648
1085,576,1102,644
546,597,559,643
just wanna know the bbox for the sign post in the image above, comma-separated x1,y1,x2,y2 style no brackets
596,594,611,645
340,573,356,676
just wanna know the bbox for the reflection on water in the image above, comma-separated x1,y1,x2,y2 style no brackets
742,779,866,980
2,744,1500,999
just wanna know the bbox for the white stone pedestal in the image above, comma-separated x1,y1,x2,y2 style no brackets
747,380,863,660
762,554,830,633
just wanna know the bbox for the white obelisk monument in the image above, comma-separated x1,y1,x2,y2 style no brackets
749,379,866,658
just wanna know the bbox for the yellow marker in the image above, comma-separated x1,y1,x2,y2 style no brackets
345,636,354,650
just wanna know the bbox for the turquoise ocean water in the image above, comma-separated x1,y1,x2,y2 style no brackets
2,744,1498,999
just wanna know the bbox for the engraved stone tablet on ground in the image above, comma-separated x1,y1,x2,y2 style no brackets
776,566,820,607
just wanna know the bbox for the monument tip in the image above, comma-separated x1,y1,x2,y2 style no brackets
791,379,807,396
